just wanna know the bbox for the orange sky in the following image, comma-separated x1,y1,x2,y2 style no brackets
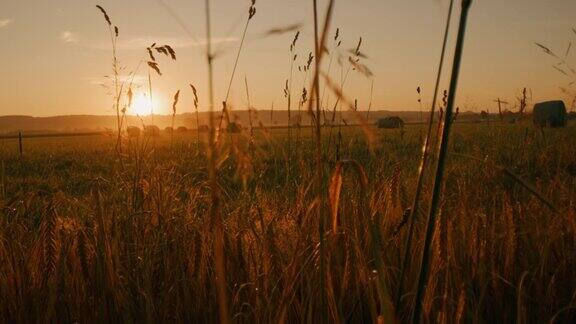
0,0,575,116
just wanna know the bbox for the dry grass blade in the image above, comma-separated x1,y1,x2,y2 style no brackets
147,61,161,76
291,31,300,51
172,90,180,114
204,0,229,323
127,87,133,107
535,42,558,58
170,90,180,146
165,45,177,60
218,0,258,130
329,163,343,233
347,49,368,59
189,83,200,149
553,65,569,76
310,0,335,317
348,56,373,77
412,1,473,322
355,37,362,55
329,160,369,234
95,5,111,25
147,47,156,61
156,46,168,56
264,23,303,36
451,153,559,213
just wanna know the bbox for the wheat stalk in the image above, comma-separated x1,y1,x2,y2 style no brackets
218,0,257,131
190,83,200,150
204,1,229,323
395,0,455,311
412,1,473,322
171,90,180,147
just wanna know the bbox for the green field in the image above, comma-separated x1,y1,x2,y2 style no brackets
0,123,575,322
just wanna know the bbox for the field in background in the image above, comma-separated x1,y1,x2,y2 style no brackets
0,122,574,322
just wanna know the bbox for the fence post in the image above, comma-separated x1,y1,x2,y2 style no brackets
18,131,23,159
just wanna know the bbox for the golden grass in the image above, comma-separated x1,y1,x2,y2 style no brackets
0,2,574,323
0,124,574,322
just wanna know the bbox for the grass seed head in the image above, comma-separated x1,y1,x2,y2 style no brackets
95,5,111,25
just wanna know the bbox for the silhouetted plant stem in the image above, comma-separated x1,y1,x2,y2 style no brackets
244,76,255,159
412,1,473,323
312,0,325,314
286,35,298,182
204,1,230,323
95,5,122,154
148,69,154,123
218,1,256,130
395,0,455,311
310,0,335,317
366,79,374,120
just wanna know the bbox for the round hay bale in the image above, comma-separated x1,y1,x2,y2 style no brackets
377,116,404,129
533,100,567,128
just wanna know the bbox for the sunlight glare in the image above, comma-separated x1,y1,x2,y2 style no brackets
131,93,153,116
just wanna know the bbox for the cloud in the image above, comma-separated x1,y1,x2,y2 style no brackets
89,36,237,51
60,31,79,43
0,19,13,28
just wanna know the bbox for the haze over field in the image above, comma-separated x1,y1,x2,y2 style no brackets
0,110,475,133
1,0,575,116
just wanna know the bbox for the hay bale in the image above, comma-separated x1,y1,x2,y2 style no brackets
227,122,242,134
533,100,567,127
126,126,141,138
144,125,160,137
377,116,404,129
176,126,188,133
290,115,302,127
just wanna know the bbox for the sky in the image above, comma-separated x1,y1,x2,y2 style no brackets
0,0,575,117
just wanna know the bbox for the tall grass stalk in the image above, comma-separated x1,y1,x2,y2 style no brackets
412,1,473,322
190,84,200,150
395,0,455,310
320,28,340,124
285,31,299,180
297,52,313,142
244,76,255,158
218,0,256,130
95,5,122,154
170,90,180,147
148,70,154,123
204,0,230,323
366,79,374,120
309,0,335,316
328,38,361,159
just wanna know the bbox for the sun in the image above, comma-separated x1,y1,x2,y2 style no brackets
131,93,153,116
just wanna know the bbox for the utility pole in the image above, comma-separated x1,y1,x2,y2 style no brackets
494,98,509,121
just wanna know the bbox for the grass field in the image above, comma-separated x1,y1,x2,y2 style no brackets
0,122,574,322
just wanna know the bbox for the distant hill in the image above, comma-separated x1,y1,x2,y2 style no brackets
0,110,482,134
